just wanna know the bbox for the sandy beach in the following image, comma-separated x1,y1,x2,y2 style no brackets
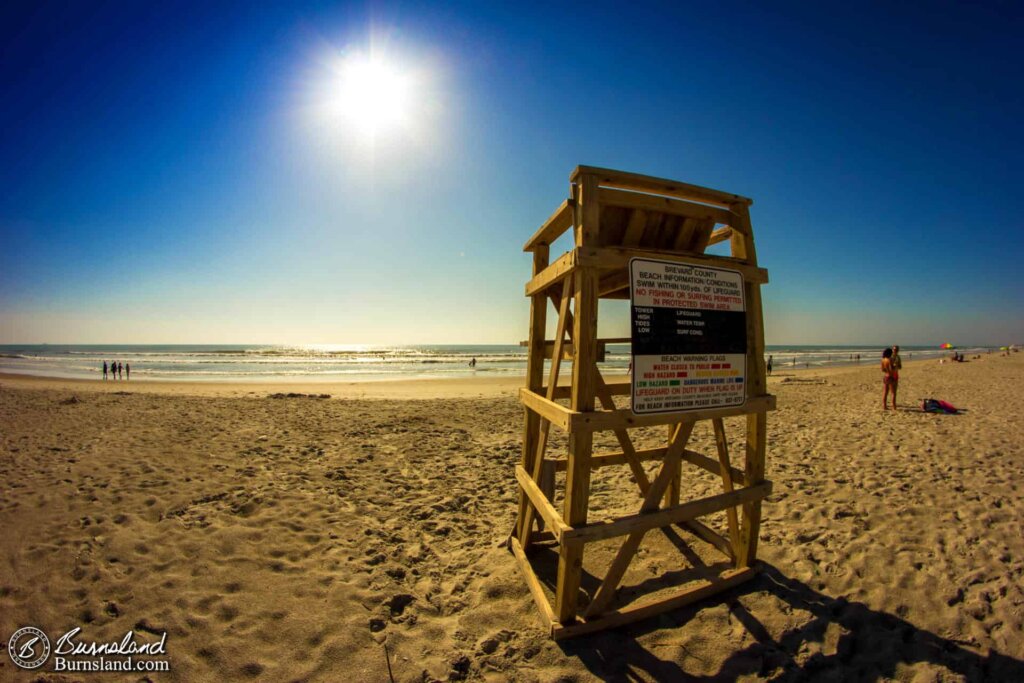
1,354,1022,681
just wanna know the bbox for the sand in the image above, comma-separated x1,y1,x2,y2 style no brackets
1,354,1022,681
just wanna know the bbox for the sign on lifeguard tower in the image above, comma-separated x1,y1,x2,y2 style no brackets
630,257,747,414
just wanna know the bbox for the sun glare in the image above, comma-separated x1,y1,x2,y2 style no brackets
335,54,413,138
302,37,445,162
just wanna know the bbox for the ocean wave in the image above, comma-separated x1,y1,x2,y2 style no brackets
0,344,988,383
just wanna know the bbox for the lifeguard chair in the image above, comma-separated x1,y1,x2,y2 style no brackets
511,166,774,638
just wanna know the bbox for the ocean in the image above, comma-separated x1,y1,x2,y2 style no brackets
0,344,986,383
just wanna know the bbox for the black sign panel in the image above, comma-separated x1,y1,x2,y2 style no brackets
630,258,748,414
632,307,747,356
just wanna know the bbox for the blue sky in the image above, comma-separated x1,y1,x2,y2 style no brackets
1,0,1021,345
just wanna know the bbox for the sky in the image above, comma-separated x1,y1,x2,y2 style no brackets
1,0,1022,346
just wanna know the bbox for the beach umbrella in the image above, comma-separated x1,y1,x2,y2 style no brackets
940,343,954,349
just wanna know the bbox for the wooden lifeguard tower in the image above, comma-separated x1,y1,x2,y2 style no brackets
511,166,774,638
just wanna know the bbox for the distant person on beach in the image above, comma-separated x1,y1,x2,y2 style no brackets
468,357,477,368
103,361,108,380
126,362,131,380
881,347,897,410
766,355,773,376
117,361,123,380
111,361,117,380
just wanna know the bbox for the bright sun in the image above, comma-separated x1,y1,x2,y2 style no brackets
336,54,413,138
304,40,440,155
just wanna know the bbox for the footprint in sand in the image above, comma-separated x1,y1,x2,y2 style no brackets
240,662,264,678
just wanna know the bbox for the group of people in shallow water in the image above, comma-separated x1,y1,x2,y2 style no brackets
102,361,129,381
764,352,887,376
880,345,902,410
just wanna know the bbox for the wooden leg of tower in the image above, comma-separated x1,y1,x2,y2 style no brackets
738,410,767,567
555,431,592,624
515,246,549,543
555,264,599,625
729,202,768,569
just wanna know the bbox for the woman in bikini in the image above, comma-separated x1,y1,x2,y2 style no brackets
881,347,897,410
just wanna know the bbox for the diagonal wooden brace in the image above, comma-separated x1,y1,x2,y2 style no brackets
584,420,695,617
712,418,742,558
